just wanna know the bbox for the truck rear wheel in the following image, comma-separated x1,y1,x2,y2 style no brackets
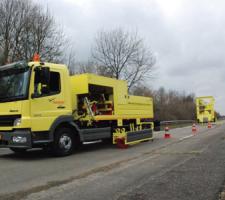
52,127,75,156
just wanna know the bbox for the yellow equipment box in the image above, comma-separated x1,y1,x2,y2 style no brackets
70,73,153,120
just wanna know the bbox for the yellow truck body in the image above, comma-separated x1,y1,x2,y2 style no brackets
70,73,153,120
196,96,215,123
0,61,154,155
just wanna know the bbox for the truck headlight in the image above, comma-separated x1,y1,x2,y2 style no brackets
13,118,21,126
12,136,27,143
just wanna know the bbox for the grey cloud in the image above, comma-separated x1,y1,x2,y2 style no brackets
37,0,225,114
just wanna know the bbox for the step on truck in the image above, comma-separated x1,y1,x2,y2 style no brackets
0,59,154,156
196,96,216,123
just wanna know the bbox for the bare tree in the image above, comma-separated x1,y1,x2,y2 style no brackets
77,61,97,74
62,45,98,75
133,86,196,121
63,46,77,74
0,0,64,65
92,28,156,89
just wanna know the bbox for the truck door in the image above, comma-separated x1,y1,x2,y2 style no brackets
30,67,66,132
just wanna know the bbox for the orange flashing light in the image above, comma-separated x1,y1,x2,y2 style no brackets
33,53,40,62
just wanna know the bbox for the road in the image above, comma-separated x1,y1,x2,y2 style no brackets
0,122,225,200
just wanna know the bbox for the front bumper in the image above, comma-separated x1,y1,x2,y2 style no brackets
0,129,32,148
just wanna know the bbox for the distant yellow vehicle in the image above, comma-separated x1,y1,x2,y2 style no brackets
0,60,154,156
196,96,216,123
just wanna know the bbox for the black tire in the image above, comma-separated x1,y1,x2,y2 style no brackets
52,127,75,156
10,148,27,154
102,138,112,144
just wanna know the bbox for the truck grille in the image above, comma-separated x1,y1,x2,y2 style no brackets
0,115,21,127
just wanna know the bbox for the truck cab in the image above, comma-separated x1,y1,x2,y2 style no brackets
0,61,74,155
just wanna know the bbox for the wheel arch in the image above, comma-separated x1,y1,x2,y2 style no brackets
49,115,83,142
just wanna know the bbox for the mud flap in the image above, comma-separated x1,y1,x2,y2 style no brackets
126,129,153,144
113,128,153,148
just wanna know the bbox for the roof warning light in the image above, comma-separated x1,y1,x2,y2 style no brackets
33,53,40,62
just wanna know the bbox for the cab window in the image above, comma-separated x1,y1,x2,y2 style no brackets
34,71,61,96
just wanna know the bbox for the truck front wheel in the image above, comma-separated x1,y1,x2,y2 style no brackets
52,127,75,156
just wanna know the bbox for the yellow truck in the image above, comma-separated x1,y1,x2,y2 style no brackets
0,60,154,156
196,96,215,123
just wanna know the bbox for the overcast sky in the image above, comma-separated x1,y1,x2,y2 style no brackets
38,0,225,114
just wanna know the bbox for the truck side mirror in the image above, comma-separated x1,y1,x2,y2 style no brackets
34,67,41,84
31,93,39,99
40,67,50,85
32,66,50,98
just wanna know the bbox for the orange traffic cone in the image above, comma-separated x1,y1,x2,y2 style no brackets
164,126,171,139
208,122,212,128
192,123,197,134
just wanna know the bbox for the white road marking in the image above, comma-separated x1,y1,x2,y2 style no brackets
179,134,194,141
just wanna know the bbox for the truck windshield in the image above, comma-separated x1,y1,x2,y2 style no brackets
0,62,30,102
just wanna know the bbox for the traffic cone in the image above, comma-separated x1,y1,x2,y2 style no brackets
208,122,212,128
164,126,171,139
192,123,197,134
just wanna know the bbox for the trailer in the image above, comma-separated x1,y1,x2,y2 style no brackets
196,96,215,123
0,59,154,156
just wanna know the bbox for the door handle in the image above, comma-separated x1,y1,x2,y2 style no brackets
57,106,65,109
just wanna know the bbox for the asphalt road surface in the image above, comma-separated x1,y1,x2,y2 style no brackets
0,122,225,200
